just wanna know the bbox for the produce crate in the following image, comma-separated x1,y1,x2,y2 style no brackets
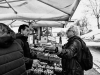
37,52,61,64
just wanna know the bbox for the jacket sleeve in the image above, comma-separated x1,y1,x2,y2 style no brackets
57,39,82,59
23,57,33,65
15,39,33,66
15,39,24,54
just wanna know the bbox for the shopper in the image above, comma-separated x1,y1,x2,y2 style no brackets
0,23,27,75
56,25,84,75
16,24,37,70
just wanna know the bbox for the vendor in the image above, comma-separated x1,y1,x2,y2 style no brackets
16,24,37,70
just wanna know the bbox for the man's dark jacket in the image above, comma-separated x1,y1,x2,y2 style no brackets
16,33,33,70
57,36,84,75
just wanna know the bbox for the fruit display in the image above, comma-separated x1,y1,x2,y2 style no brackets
36,52,61,64
29,61,62,75
29,44,62,75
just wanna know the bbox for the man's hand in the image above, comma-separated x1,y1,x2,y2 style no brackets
56,46,62,54
32,59,40,67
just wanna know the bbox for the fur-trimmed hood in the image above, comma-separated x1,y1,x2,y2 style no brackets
0,30,16,48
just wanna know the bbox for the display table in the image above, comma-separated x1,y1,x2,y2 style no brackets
37,52,61,64
31,46,61,64
27,61,62,75
29,48,62,75
29,44,62,75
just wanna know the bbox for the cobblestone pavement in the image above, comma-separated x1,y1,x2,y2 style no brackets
84,42,100,75
82,41,100,75
84,68,100,75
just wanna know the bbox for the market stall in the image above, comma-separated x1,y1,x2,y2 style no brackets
28,42,62,75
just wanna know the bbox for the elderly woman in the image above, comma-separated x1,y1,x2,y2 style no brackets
0,23,27,75
56,26,84,75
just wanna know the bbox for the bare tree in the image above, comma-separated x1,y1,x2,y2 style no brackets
75,16,91,35
85,0,100,28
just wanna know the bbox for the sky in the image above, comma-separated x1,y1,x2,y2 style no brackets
72,0,98,30
52,0,91,33
72,0,91,19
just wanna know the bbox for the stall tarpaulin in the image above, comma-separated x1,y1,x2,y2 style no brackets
0,0,81,27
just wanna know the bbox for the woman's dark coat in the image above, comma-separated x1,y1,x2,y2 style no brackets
0,30,27,75
58,36,84,75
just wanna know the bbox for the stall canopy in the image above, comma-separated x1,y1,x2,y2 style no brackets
0,0,81,27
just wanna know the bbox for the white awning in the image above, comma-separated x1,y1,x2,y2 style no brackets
0,0,81,27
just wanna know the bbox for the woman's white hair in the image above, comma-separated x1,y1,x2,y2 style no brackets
67,25,80,36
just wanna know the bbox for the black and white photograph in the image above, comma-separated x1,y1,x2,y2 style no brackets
0,0,100,75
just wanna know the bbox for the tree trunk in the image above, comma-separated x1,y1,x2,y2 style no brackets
97,16,100,29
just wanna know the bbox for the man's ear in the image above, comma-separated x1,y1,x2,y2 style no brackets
21,29,23,33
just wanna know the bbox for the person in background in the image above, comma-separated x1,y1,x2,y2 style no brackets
0,23,27,75
16,24,37,70
56,25,84,75
59,35,62,44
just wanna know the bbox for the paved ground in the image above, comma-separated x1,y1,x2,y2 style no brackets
84,41,100,75
85,68,100,75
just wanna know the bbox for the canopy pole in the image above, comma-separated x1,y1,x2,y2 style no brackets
5,0,18,14
8,20,16,26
